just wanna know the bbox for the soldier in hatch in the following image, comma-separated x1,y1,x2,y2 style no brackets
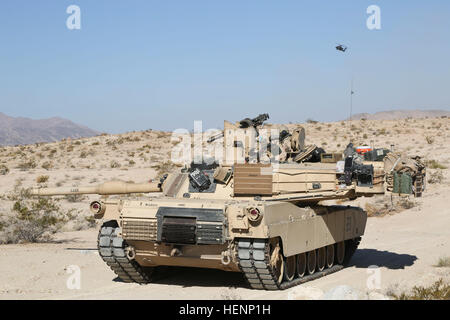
262,127,299,163
278,129,292,162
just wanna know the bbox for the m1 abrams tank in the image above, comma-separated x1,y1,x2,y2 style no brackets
31,115,368,290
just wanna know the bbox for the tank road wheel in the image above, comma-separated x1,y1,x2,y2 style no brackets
317,247,326,272
335,241,345,265
326,245,335,268
284,255,296,282
269,240,284,285
306,250,316,275
296,253,307,278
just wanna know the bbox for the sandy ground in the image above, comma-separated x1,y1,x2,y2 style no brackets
0,117,449,299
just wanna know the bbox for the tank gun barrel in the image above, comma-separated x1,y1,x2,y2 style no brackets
31,181,161,196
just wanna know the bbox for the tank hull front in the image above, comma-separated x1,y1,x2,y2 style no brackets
98,199,367,289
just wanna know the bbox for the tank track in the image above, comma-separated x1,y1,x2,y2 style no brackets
237,238,360,290
97,223,153,284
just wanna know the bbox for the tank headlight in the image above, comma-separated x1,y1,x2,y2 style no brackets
90,201,104,215
247,207,262,221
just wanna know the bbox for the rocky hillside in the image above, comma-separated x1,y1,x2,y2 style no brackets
0,113,99,146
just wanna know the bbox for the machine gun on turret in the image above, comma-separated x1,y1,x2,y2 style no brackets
238,113,270,135
207,113,270,143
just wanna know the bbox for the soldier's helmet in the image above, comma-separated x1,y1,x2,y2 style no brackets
280,130,290,142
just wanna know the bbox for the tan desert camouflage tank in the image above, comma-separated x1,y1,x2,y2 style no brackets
31,115,368,290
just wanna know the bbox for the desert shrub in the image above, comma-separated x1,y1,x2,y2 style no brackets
72,215,97,231
110,160,121,168
428,170,444,184
84,216,96,228
80,151,88,158
41,161,53,170
17,159,37,170
125,136,141,142
151,160,181,177
0,164,9,175
64,193,86,203
156,132,169,139
396,197,416,210
56,180,65,187
377,128,387,136
6,185,31,201
365,202,391,217
0,189,72,243
426,160,447,170
365,196,417,217
389,279,449,300
435,257,450,268
36,175,49,183
425,136,435,144
48,149,57,158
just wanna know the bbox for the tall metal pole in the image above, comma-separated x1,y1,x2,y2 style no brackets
350,76,354,121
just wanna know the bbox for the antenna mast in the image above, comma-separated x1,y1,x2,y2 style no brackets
350,76,354,121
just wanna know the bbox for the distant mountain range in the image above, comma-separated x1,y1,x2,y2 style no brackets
349,109,450,121
0,113,99,146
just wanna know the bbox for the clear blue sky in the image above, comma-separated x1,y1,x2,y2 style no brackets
1,1,449,133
